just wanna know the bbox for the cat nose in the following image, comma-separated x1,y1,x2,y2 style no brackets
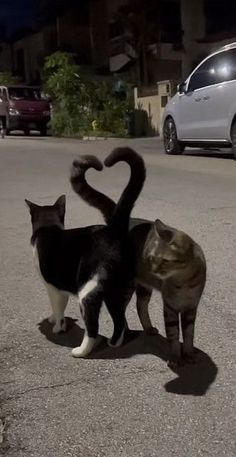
148,254,156,266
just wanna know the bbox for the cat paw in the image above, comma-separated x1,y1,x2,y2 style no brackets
145,326,158,335
71,346,88,357
108,329,125,348
48,314,56,324
71,336,96,358
52,319,67,334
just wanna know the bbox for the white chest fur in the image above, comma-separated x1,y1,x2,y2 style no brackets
32,245,40,274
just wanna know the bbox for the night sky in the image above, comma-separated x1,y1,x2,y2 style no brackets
0,0,35,37
1,0,236,40
0,0,82,38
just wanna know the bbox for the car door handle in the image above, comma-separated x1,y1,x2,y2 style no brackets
203,95,210,100
194,97,201,102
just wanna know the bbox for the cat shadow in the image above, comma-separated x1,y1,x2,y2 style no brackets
38,318,218,397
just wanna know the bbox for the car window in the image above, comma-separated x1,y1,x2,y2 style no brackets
188,48,236,91
2,89,8,102
8,87,42,101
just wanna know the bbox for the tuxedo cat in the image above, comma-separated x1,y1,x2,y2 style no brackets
25,147,145,358
71,155,206,366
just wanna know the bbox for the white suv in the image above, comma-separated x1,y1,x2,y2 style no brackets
162,42,236,159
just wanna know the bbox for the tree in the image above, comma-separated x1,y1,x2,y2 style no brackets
115,0,160,86
35,0,68,24
0,72,20,85
43,51,130,137
35,0,86,25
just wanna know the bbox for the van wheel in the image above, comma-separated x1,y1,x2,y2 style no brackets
231,121,236,160
163,118,185,155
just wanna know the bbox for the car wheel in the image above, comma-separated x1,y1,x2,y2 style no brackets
230,121,236,160
163,118,185,155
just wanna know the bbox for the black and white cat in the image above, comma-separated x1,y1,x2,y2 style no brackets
25,147,145,357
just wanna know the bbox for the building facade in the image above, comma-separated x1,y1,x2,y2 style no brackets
0,0,235,85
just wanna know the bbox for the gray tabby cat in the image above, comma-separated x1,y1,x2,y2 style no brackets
70,155,207,367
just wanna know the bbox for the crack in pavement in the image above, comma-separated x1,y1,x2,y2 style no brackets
4,377,95,400
3,366,163,401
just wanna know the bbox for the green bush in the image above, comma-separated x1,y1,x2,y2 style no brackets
43,51,132,137
0,72,20,85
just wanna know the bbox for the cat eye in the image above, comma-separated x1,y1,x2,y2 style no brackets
162,258,171,264
162,258,183,264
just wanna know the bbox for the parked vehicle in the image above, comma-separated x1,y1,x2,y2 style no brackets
0,94,7,138
162,42,236,159
0,85,51,136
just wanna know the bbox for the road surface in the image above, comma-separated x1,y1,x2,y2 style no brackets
0,136,235,456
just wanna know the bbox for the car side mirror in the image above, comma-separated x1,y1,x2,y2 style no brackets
178,81,187,94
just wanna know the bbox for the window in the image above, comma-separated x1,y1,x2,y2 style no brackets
2,89,7,102
8,87,42,101
188,48,236,91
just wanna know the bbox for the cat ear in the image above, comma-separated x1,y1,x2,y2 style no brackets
25,199,39,213
54,195,66,207
154,219,174,243
173,232,193,255
54,195,66,218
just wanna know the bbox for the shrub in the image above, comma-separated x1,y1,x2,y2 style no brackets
0,72,20,85
43,51,132,137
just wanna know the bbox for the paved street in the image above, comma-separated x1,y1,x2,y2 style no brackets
0,136,235,457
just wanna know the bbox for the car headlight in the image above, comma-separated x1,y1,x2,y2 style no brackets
9,108,20,115
43,110,50,116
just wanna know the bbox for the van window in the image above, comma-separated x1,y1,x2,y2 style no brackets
8,87,42,101
2,89,8,102
188,48,236,91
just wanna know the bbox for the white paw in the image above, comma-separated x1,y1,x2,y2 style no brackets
71,346,89,358
52,319,66,334
108,329,125,348
71,336,96,358
48,314,56,324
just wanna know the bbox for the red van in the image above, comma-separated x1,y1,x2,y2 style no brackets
0,85,51,135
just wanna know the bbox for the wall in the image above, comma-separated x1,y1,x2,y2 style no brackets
0,42,12,72
57,12,91,63
90,0,109,68
12,31,45,83
181,0,205,77
134,80,178,136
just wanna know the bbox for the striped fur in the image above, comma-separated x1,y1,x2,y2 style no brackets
133,219,206,366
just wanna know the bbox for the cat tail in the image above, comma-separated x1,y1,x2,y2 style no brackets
104,147,146,235
70,148,146,234
70,155,115,223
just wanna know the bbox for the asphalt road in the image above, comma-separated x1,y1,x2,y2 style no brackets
0,136,235,457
